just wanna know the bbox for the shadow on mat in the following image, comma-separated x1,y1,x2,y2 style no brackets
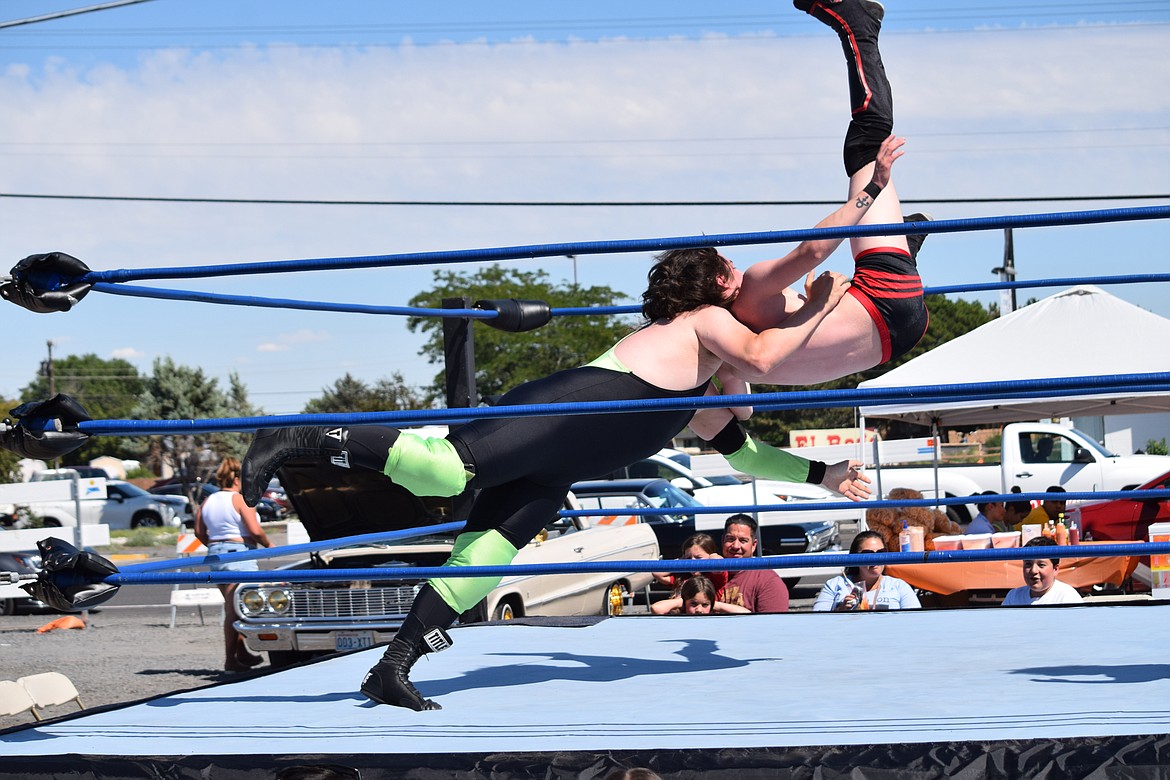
420,637,776,697
1011,664,1170,684
141,638,775,707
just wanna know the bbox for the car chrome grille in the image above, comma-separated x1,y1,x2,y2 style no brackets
288,586,417,618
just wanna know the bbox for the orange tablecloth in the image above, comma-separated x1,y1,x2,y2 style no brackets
885,541,1139,596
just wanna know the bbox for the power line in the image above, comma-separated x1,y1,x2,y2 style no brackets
0,0,156,31
0,192,1165,208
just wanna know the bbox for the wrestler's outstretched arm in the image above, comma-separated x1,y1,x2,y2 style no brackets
731,134,902,332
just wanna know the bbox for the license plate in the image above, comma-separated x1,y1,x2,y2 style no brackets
334,631,376,651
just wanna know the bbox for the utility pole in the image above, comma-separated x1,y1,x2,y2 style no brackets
46,340,56,396
991,228,1017,316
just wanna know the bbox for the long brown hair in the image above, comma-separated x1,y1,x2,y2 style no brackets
642,247,733,322
216,457,241,488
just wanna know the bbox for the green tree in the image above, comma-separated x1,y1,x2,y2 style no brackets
743,295,997,444
0,397,25,482
406,265,634,400
304,372,428,414
20,353,145,464
131,357,234,482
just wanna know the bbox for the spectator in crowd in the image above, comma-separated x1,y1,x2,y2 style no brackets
194,457,272,673
1002,537,1084,605
716,514,789,613
651,575,750,615
966,491,1006,534
651,533,729,594
813,530,921,611
1015,485,1067,531
1003,491,1033,530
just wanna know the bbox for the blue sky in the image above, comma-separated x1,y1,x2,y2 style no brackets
0,1,1168,414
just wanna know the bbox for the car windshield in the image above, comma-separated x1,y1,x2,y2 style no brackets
642,480,701,522
704,475,745,486
114,482,151,497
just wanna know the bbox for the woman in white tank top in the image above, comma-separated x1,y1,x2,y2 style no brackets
194,457,272,672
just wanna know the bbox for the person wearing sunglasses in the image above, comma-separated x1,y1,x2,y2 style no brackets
813,530,921,611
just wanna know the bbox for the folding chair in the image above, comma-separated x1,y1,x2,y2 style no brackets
17,672,84,712
0,680,42,721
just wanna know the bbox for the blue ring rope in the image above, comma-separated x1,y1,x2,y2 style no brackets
87,271,1170,320
121,522,466,573
556,489,1170,519
104,490,1170,575
78,205,1170,285
101,541,1170,586
76,371,1170,435
89,282,500,319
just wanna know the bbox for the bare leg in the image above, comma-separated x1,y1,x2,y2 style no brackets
726,0,923,386
222,583,262,671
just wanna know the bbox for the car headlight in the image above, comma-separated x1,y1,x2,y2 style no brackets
239,589,267,617
266,589,290,614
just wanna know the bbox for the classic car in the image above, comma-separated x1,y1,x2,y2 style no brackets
233,457,659,666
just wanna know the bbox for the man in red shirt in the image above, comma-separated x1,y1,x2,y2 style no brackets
717,514,789,613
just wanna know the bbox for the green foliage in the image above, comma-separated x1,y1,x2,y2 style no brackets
1145,438,1168,456
20,353,145,464
744,295,997,444
0,397,24,482
124,465,157,480
406,265,635,400
111,527,178,548
131,358,259,481
304,372,429,414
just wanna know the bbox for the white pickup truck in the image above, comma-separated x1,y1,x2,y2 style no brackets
866,421,1170,524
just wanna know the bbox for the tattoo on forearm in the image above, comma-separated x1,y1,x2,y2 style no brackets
854,194,873,208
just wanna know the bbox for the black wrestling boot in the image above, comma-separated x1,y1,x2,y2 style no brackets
241,427,347,505
241,425,401,505
903,213,934,261
360,585,459,711
360,623,453,711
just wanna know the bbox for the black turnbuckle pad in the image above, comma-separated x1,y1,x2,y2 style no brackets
22,537,121,611
0,394,92,460
0,252,93,313
474,299,552,332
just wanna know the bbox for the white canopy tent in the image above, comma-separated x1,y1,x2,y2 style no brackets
857,285,1170,427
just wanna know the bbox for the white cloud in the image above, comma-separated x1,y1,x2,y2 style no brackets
256,329,331,353
110,347,144,360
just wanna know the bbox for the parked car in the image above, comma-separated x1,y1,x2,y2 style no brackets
149,482,285,524
30,466,112,482
0,550,48,615
569,478,840,560
18,479,179,529
232,458,659,667
1073,467,1170,543
264,478,293,515
601,449,863,529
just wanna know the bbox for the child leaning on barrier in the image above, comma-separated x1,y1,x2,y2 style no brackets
651,575,750,615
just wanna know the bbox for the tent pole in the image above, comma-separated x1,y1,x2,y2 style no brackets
931,417,942,517
859,411,870,532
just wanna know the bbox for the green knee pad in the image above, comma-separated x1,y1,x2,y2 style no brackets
727,435,812,483
384,432,472,497
429,530,520,613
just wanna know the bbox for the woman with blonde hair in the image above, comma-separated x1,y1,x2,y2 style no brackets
194,457,273,672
